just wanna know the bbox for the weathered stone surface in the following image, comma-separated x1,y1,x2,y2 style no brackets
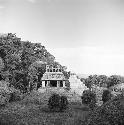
69,73,88,96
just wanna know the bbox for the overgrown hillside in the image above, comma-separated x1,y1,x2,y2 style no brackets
0,33,70,92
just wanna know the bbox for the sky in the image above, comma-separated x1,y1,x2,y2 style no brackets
0,0,124,76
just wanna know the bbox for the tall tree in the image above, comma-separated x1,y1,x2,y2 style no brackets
107,75,121,88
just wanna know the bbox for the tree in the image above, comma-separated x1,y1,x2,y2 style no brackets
0,33,68,93
81,90,96,110
97,75,108,87
107,75,121,88
102,89,112,104
84,75,98,89
28,61,46,91
84,75,108,89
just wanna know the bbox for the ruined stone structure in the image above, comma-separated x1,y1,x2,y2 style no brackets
69,73,88,96
40,65,67,88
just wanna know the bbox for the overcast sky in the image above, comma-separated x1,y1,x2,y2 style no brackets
0,0,124,75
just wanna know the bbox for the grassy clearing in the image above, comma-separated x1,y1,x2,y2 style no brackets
0,91,89,125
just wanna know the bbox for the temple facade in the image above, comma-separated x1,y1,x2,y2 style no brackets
41,65,67,88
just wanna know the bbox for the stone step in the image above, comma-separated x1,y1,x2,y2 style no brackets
38,88,82,103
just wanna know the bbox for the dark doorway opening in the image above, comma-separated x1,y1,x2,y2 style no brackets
50,80,57,87
45,81,47,87
60,81,63,87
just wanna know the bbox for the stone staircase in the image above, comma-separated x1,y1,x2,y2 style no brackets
22,87,82,105
38,87,82,103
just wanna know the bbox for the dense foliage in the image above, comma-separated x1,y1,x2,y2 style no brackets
84,74,124,89
84,75,108,89
48,93,68,112
0,33,69,92
59,95,69,111
81,90,96,110
9,89,23,102
0,89,11,106
84,94,124,125
102,89,112,104
0,80,12,105
107,75,121,88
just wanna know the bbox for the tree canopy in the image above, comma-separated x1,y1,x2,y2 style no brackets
0,33,68,92
84,74,124,89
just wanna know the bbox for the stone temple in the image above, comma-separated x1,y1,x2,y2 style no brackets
40,65,67,88
38,65,88,96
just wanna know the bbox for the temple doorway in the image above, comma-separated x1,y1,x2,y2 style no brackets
60,81,63,87
50,80,57,87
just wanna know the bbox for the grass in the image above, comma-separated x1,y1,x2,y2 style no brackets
0,91,89,125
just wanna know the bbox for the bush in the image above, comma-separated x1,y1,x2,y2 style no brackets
20,91,45,105
0,94,10,106
9,88,23,102
0,88,11,106
48,93,60,111
81,90,96,110
102,89,112,104
59,95,68,111
84,94,124,125
48,93,68,112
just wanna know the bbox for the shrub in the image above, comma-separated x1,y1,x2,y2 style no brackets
81,90,96,110
102,89,112,104
20,91,44,105
8,87,25,102
84,94,124,125
48,93,61,111
0,88,11,106
59,95,68,111
9,90,22,102
0,94,10,106
48,93,68,112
